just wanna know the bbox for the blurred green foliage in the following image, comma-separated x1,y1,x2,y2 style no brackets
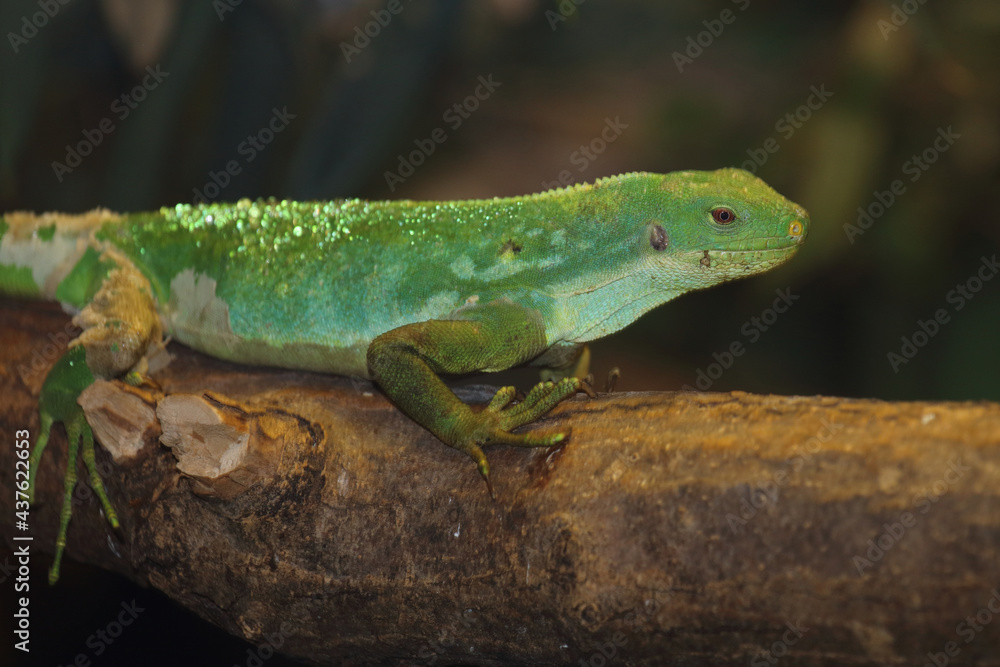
2,0,998,403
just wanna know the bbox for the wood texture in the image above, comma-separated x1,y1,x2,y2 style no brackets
2,297,1000,666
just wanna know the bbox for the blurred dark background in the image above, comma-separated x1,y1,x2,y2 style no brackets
1,0,998,664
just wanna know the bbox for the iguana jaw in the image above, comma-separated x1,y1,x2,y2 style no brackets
698,245,802,278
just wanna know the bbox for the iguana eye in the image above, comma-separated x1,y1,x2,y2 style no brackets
711,207,736,224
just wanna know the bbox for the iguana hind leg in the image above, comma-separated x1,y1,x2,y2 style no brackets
29,346,121,583
29,251,162,583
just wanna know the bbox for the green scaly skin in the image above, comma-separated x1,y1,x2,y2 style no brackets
0,168,809,581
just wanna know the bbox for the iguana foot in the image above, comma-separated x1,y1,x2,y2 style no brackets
451,377,582,496
28,346,120,584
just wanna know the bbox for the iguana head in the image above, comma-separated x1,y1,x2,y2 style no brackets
646,167,808,289
548,168,809,343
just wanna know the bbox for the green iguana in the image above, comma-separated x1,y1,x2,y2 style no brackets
0,168,808,583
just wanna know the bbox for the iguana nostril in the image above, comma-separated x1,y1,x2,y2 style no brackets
788,220,804,240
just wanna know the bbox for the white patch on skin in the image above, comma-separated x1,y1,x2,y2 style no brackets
451,251,567,283
0,231,86,298
452,255,475,279
165,269,376,375
413,289,462,320
1,209,123,298
451,252,536,281
166,269,242,347
448,231,574,285
481,261,526,281
537,255,566,271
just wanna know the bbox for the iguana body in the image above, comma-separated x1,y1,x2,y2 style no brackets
0,168,808,582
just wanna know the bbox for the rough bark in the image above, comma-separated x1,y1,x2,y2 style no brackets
2,297,1000,666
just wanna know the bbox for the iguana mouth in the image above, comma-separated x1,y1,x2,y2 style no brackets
701,244,801,258
697,246,800,273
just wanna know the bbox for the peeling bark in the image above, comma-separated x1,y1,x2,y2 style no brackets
3,297,1000,666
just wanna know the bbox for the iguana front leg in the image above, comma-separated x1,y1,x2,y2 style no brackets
28,251,162,583
367,300,582,495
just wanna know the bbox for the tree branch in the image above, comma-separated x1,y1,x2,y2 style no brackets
3,297,1000,666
